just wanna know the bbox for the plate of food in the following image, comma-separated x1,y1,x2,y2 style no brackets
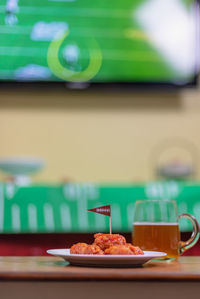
47,233,167,267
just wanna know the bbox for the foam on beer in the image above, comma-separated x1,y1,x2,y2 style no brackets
133,222,178,225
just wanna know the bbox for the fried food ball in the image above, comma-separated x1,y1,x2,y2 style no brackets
94,233,126,251
104,243,144,255
125,243,144,255
130,245,144,255
70,242,104,255
70,243,88,254
84,244,104,255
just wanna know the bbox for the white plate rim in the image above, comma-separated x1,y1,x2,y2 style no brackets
47,248,167,259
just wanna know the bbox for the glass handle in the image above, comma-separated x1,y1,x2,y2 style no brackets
178,213,200,254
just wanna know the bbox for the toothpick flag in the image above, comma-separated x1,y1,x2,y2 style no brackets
88,205,112,233
88,205,111,216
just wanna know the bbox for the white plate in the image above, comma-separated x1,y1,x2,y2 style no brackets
47,249,167,267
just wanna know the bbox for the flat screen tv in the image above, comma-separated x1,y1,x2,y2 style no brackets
0,0,199,88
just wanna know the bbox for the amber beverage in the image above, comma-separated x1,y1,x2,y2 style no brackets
132,222,180,259
132,200,199,259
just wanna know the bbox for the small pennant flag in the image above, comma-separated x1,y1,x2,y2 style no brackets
88,205,111,216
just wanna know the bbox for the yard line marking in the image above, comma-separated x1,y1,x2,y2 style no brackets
11,204,20,232
0,47,161,62
0,184,4,232
77,185,88,231
28,204,37,232
127,203,135,228
95,212,106,231
44,203,55,231
193,203,200,223
0,26,143,40
60,204,71,231
111,204,122,231
5,183,15,199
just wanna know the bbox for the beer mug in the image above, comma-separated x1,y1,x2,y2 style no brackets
132,199,199,259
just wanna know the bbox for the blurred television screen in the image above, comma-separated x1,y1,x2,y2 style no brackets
0,0,199,87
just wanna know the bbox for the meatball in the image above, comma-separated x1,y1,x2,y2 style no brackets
104,243,144,255
129,244,144,255
70,243,88,254
94,233,126,251
70,242,103,255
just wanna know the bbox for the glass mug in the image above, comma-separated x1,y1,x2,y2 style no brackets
132,199,200,259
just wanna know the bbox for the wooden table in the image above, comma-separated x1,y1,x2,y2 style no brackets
1,256,200,299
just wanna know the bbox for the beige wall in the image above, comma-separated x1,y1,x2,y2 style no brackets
0,87,199,183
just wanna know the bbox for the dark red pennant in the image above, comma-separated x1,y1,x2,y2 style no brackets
88,205,111,216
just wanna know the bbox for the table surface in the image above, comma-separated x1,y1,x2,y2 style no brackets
0,256,200,281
